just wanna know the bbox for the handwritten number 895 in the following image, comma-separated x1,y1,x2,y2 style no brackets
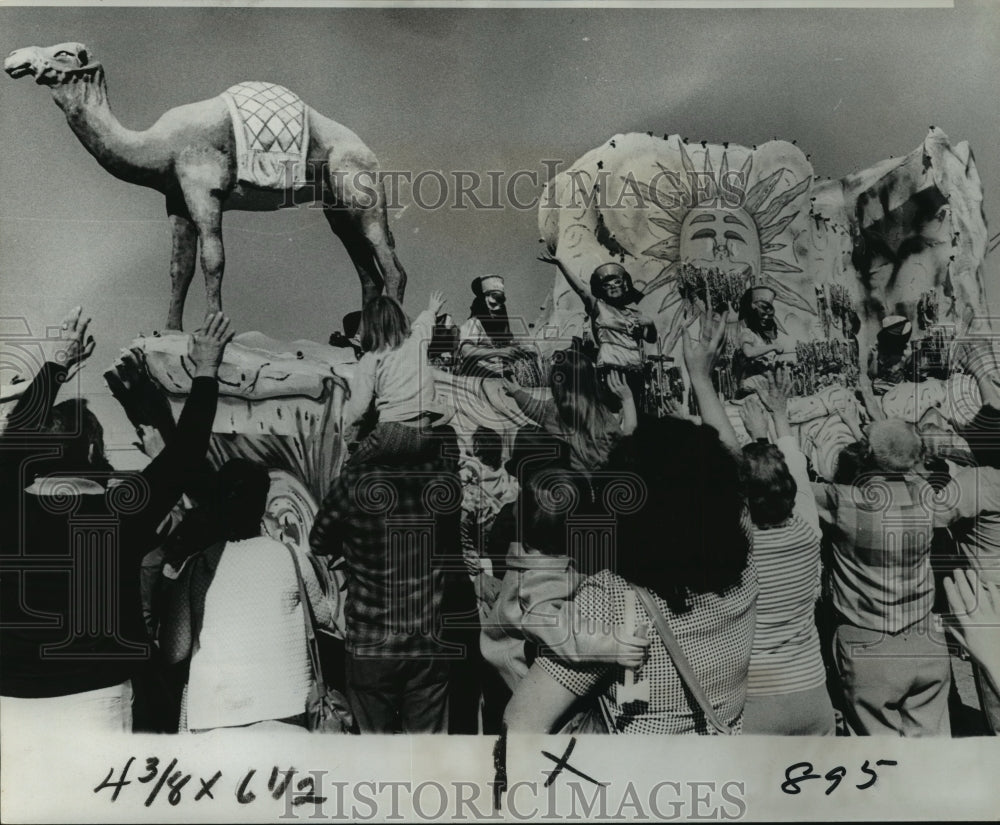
781,760,897,796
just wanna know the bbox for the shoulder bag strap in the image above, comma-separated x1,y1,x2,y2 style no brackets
284,543,325,688
631,585,734,735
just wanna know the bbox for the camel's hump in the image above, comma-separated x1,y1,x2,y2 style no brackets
220,82,309,189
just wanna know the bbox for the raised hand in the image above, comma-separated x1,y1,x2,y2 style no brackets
683,309,730,380
739,395,771,441
500,374,520,396
606,371,633,401
428,290,447,317
41,306,95,375
758,365,793,416
133,424,166,458
189,312,234,377
537,251,562,267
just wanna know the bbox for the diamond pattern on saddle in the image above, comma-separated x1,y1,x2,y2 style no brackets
221,81,310,190
227,82,305,153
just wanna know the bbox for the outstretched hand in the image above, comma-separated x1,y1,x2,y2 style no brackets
683,309,730,380
42,306,95,375
428,290,447,317
606,371,633,402
537,251,561,267
500,374,520,396
133,424,166,459
739,395,771,441
189,312,234,377
758,365,793,416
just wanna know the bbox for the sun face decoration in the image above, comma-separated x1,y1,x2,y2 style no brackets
679,206,762,275
637,140,814,317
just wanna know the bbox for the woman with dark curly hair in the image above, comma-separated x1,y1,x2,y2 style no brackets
504,311,757,735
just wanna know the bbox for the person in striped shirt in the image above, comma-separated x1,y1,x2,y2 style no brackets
738,368,835,735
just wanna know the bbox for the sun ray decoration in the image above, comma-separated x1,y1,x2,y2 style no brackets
635,142,815,316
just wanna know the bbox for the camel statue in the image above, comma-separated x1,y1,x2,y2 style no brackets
5,42,407,330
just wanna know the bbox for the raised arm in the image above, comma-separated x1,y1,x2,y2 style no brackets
0,307,95,498
133,313,232,538
538,251,597,316
412,290,446,342
684,310,740,452
606,372,637,435
1,306,94,439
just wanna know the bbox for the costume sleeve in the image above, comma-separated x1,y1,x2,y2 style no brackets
777,435,821,539
458,318,485,347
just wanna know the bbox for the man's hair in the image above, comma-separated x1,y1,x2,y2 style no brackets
216,458,271,542
472,426,503,471
44,398,113,475
741,442,796,529
359,295,410,353
833,440,872,485
867,419,923,473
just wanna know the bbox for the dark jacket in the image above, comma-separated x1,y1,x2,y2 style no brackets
0,363,219,697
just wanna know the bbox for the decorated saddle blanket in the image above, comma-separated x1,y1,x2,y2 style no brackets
220,82,309,190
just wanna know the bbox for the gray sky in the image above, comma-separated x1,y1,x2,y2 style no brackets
1,2,997,456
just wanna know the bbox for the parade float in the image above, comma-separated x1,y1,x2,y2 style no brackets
533,129,992,477
3,42,995,621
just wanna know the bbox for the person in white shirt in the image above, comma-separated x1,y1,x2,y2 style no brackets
343,291,447,465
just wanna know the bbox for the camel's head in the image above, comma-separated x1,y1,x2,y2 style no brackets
4,43,100,85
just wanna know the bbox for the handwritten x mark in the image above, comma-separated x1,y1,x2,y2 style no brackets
541,737,608,788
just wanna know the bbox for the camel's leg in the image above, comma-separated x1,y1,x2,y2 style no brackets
324,158,408,304
324,206,384,308
166,208,198,331
355,195,408,303
184,195,225,317
178,157,230,320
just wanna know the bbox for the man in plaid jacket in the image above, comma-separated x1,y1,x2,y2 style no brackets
309,425,466,733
